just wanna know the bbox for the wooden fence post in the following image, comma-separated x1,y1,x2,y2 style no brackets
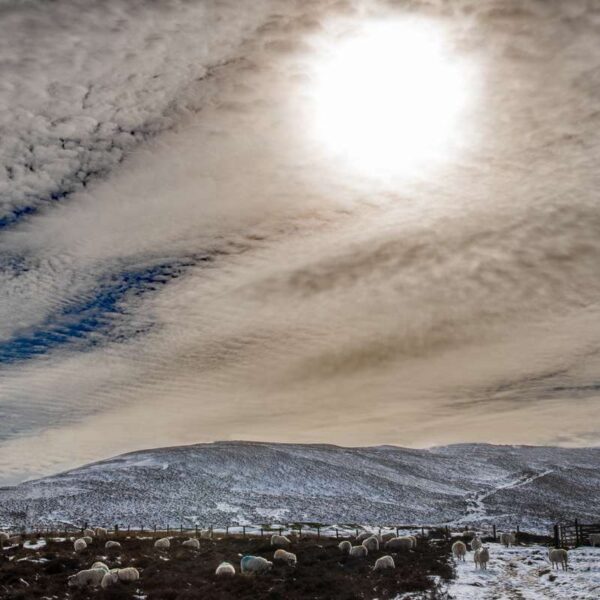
115,524,119,536
396,527,399,537
317,526,320,541
553,524,559,548
575,519,580,547
225,526,228,538
242,526,246,538
195,525,198,538
260,527,263,537
335,528,339,539
492,524,496,542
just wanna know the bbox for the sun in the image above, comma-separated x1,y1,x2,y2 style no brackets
311,20,472,179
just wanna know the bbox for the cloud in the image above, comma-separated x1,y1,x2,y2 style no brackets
1,0,600,484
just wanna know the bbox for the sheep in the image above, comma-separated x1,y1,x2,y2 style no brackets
548,548,568,570
274,549,297,565
470,537,482,551
0,532,9,547
91,561,109,572
362,535,379,552
83,528,95,538
589,533,600,547
116,567,140,582
74,538,87,552
474,546,490,570
349,545,368,558
101,571,119,589
374,555,395,571
240,555,273,574
154,537,170,550
499,532,516,547
407,535,417,548
94,527,108,539
182,538,200,550
270,534,291,548
105,540,121,550
215,561,236,576
461,530,475,540
82,536,93,544
381,532,396,542
338,540,352,554
385,536,413,551
452,541,467,561
356,531,373,543
67,568,106,587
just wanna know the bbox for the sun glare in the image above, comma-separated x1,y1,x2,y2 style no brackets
312,20,472,179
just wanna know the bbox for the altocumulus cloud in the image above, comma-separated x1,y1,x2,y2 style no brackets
1,0,600,484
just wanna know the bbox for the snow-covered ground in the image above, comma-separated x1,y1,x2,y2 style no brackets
449,543,600,599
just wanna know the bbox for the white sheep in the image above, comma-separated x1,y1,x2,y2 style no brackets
240,555,273,574
338,540,352,554
374,555,395,571
470,537,482,551
101,571,119,589
362,536,379,552
94,527,108,539
105,540,121,550
215,561,236,576
82,536,93,544
356,531,373,543
499,532,515,547
274,549,297,565
589,533,600,547
474,546,490,569
452,541,467,561
461,530,475,540
548,548,568,570
73,538,87,552
83,528,95,538
0,532,9,547
381,532,396,542
349,545,368,558
68,568,106,587
270,534,291,548
182,538,200,550
154,537,170,550
407,535,417,549
116,567,140,582
385,536,413,551
91,561,109,572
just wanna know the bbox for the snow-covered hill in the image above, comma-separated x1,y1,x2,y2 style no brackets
0,442,598,531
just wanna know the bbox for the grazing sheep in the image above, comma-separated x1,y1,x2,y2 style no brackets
91,562,109,572
407,535,417,548
381,532,396,542
0,532,9,547
116,567,140,582
362,536,379,552
374,555,395,571
74,538,87,552
105,540,121,550
68,568,106,587
349,545,368,558
500,532,516,547
461,530,475,540
338,540,352,554
83,528,95,538
240,555,273,574
101,571,118,589
82,536,93,544
216,561,236,576
589,533,600,547
154,537,170,550
548,548,568,570
356,531,373,543
470,537,482,551
182,538,200,550
385,536,413,551
274,549,297,565
270,534,291,548
474,547,490,570
452,541,467,561
94,527,108,539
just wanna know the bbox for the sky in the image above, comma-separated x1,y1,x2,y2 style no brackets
1,0,599,485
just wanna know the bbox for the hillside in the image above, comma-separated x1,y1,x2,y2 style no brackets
0,442,598,531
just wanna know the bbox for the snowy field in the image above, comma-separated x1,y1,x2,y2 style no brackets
449,543,600,599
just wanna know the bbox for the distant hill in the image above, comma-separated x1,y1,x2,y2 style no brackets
0,442,598,531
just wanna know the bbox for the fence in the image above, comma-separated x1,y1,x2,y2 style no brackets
555,520,600,548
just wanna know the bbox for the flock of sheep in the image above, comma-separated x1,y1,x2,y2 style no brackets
2,525,598,591
451,530,574,571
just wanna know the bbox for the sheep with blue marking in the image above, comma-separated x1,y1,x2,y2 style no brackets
241,555,273,574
